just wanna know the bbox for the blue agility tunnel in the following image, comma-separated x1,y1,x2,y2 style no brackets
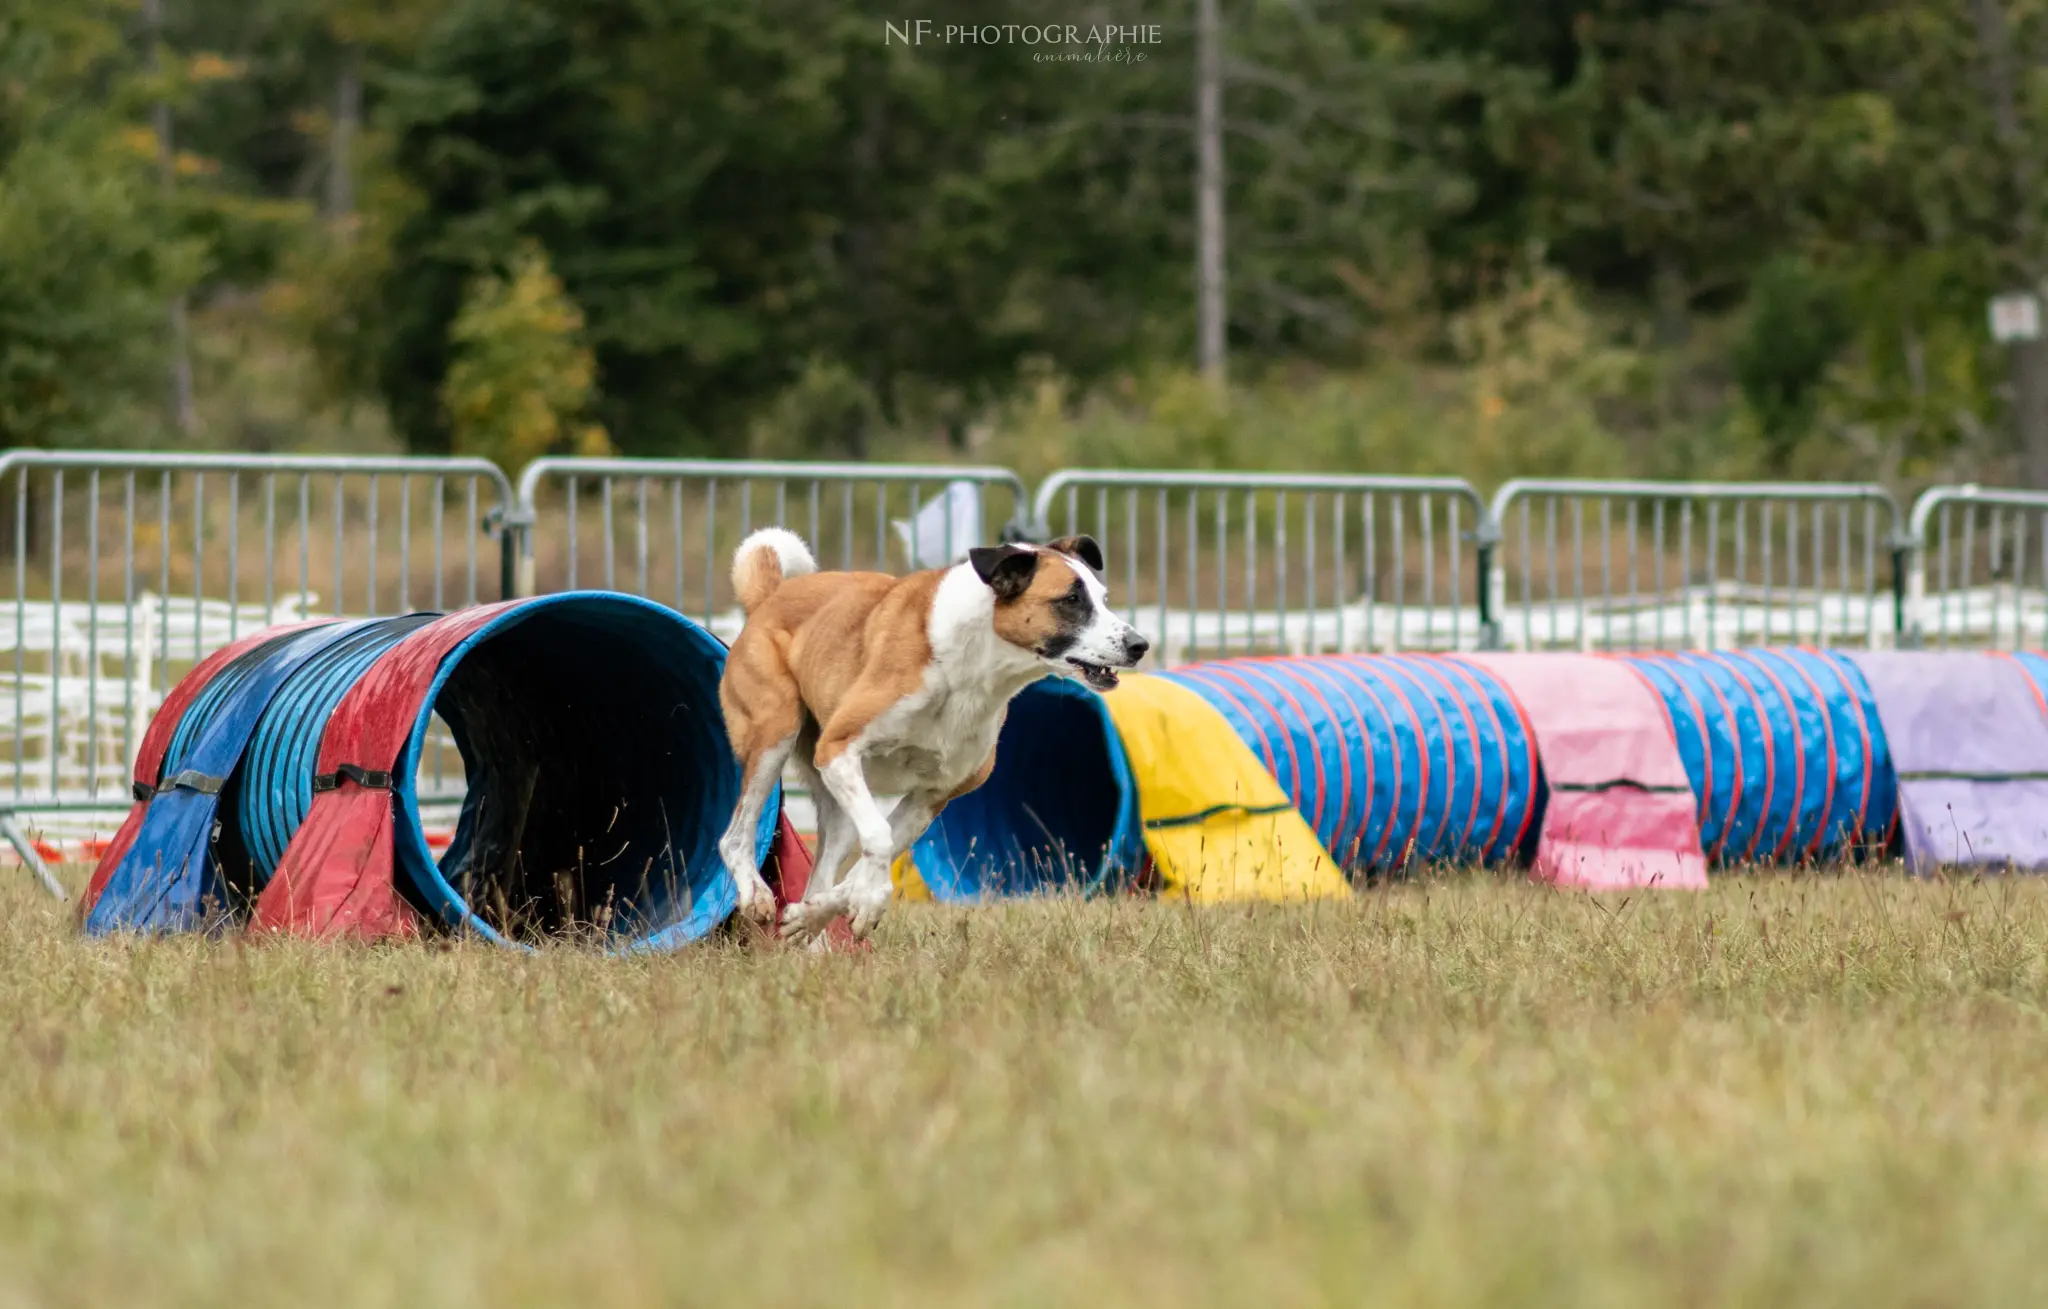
907,675,1144,898
1619,650,1895,862
87,620,369,934
1157,656,1538,872
393,592,775,950
912,648,1918,896
84,593,773,949
910,654,1540,897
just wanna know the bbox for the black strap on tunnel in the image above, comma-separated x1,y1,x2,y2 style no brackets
297,617,442,799
1895,769,2048,783
1549,779,1693,795
126,623,340,810
311,763,394,793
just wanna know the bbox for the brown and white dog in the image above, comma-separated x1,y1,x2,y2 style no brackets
715,528,1148,944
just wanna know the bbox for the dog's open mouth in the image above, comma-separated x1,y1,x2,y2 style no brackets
1068,658,1122,691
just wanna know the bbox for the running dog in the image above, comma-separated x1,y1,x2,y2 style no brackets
714,529,1147,944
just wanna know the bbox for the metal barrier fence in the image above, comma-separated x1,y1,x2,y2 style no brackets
22,447,2048,884
1484,479,1908,650
0,451,512,834
1030,469,1489,664
508,458,1030,641
1906,484,2048,649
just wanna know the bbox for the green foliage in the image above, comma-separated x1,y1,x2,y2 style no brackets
976,264,1632,491
1447,252,1635,481
746,358,882,461
0,1,204,447
1734,258,1855,462
15,0,2048,482
274,121,422,410
1808,250,2000,482
353,0,1502,456
439,241,609,473
370,0,800,452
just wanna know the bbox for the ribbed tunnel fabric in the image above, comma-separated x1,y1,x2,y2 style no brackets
1098,673,1345,901
1156,655,1537,874
913,655,1538,896
77,618,340,922
86,595,776,949
86,622,375,934
1621,651,1895,863
1459,653,1706,889
907,675,1141,899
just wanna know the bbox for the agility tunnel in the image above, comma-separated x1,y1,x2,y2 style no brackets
906,652,1739,896
80,592,790,949
1850,651,2048,872
904,648,1955,898
916,645,2048,890
1156,656,1536,874
85,625,2048,944
1619,650,1897,865
904,653,1546,899
1459,654,1706,889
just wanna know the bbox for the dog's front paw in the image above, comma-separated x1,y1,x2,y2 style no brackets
847,887,891,941
781,897,842,946
732,878,779,928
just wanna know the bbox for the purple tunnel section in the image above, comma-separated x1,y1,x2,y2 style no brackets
1848,652,2048,872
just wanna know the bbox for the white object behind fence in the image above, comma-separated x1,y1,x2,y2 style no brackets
893,479,983,570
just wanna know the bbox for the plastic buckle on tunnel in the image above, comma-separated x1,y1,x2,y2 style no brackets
311,763,394,793
166,770,226,795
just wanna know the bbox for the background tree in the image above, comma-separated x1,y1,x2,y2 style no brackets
440,241,610,473
11,0,2048,487
0,1,204,447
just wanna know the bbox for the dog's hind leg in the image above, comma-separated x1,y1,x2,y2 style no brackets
837,751,995,935
717,643,803,928
885,790,944,863
785,741,898,944
793,785,948,942
719,735,795,927
790,748,857,928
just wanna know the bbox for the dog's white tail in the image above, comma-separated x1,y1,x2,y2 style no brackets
731,528,817,613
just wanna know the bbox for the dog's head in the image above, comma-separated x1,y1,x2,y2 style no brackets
967,535,1149,691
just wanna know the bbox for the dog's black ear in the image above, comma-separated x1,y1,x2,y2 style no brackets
969,544,1039,601
1047,535,1104,575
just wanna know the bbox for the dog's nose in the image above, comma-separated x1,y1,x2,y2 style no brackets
1125,633,1150,663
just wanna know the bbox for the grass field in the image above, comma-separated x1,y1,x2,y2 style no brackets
7,870,2048,1307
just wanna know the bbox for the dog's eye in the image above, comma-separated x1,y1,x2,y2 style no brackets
1057,584,1089,612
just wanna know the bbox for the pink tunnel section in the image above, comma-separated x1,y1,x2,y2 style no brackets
1456,654,1708,890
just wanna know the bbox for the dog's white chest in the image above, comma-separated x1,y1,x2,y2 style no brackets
859,676,1012,796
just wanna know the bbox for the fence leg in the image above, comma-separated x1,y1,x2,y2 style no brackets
488,505,536,601
1890,539,1917,649
1475,527,1503,651
499,527,518,601
1,812,65,899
